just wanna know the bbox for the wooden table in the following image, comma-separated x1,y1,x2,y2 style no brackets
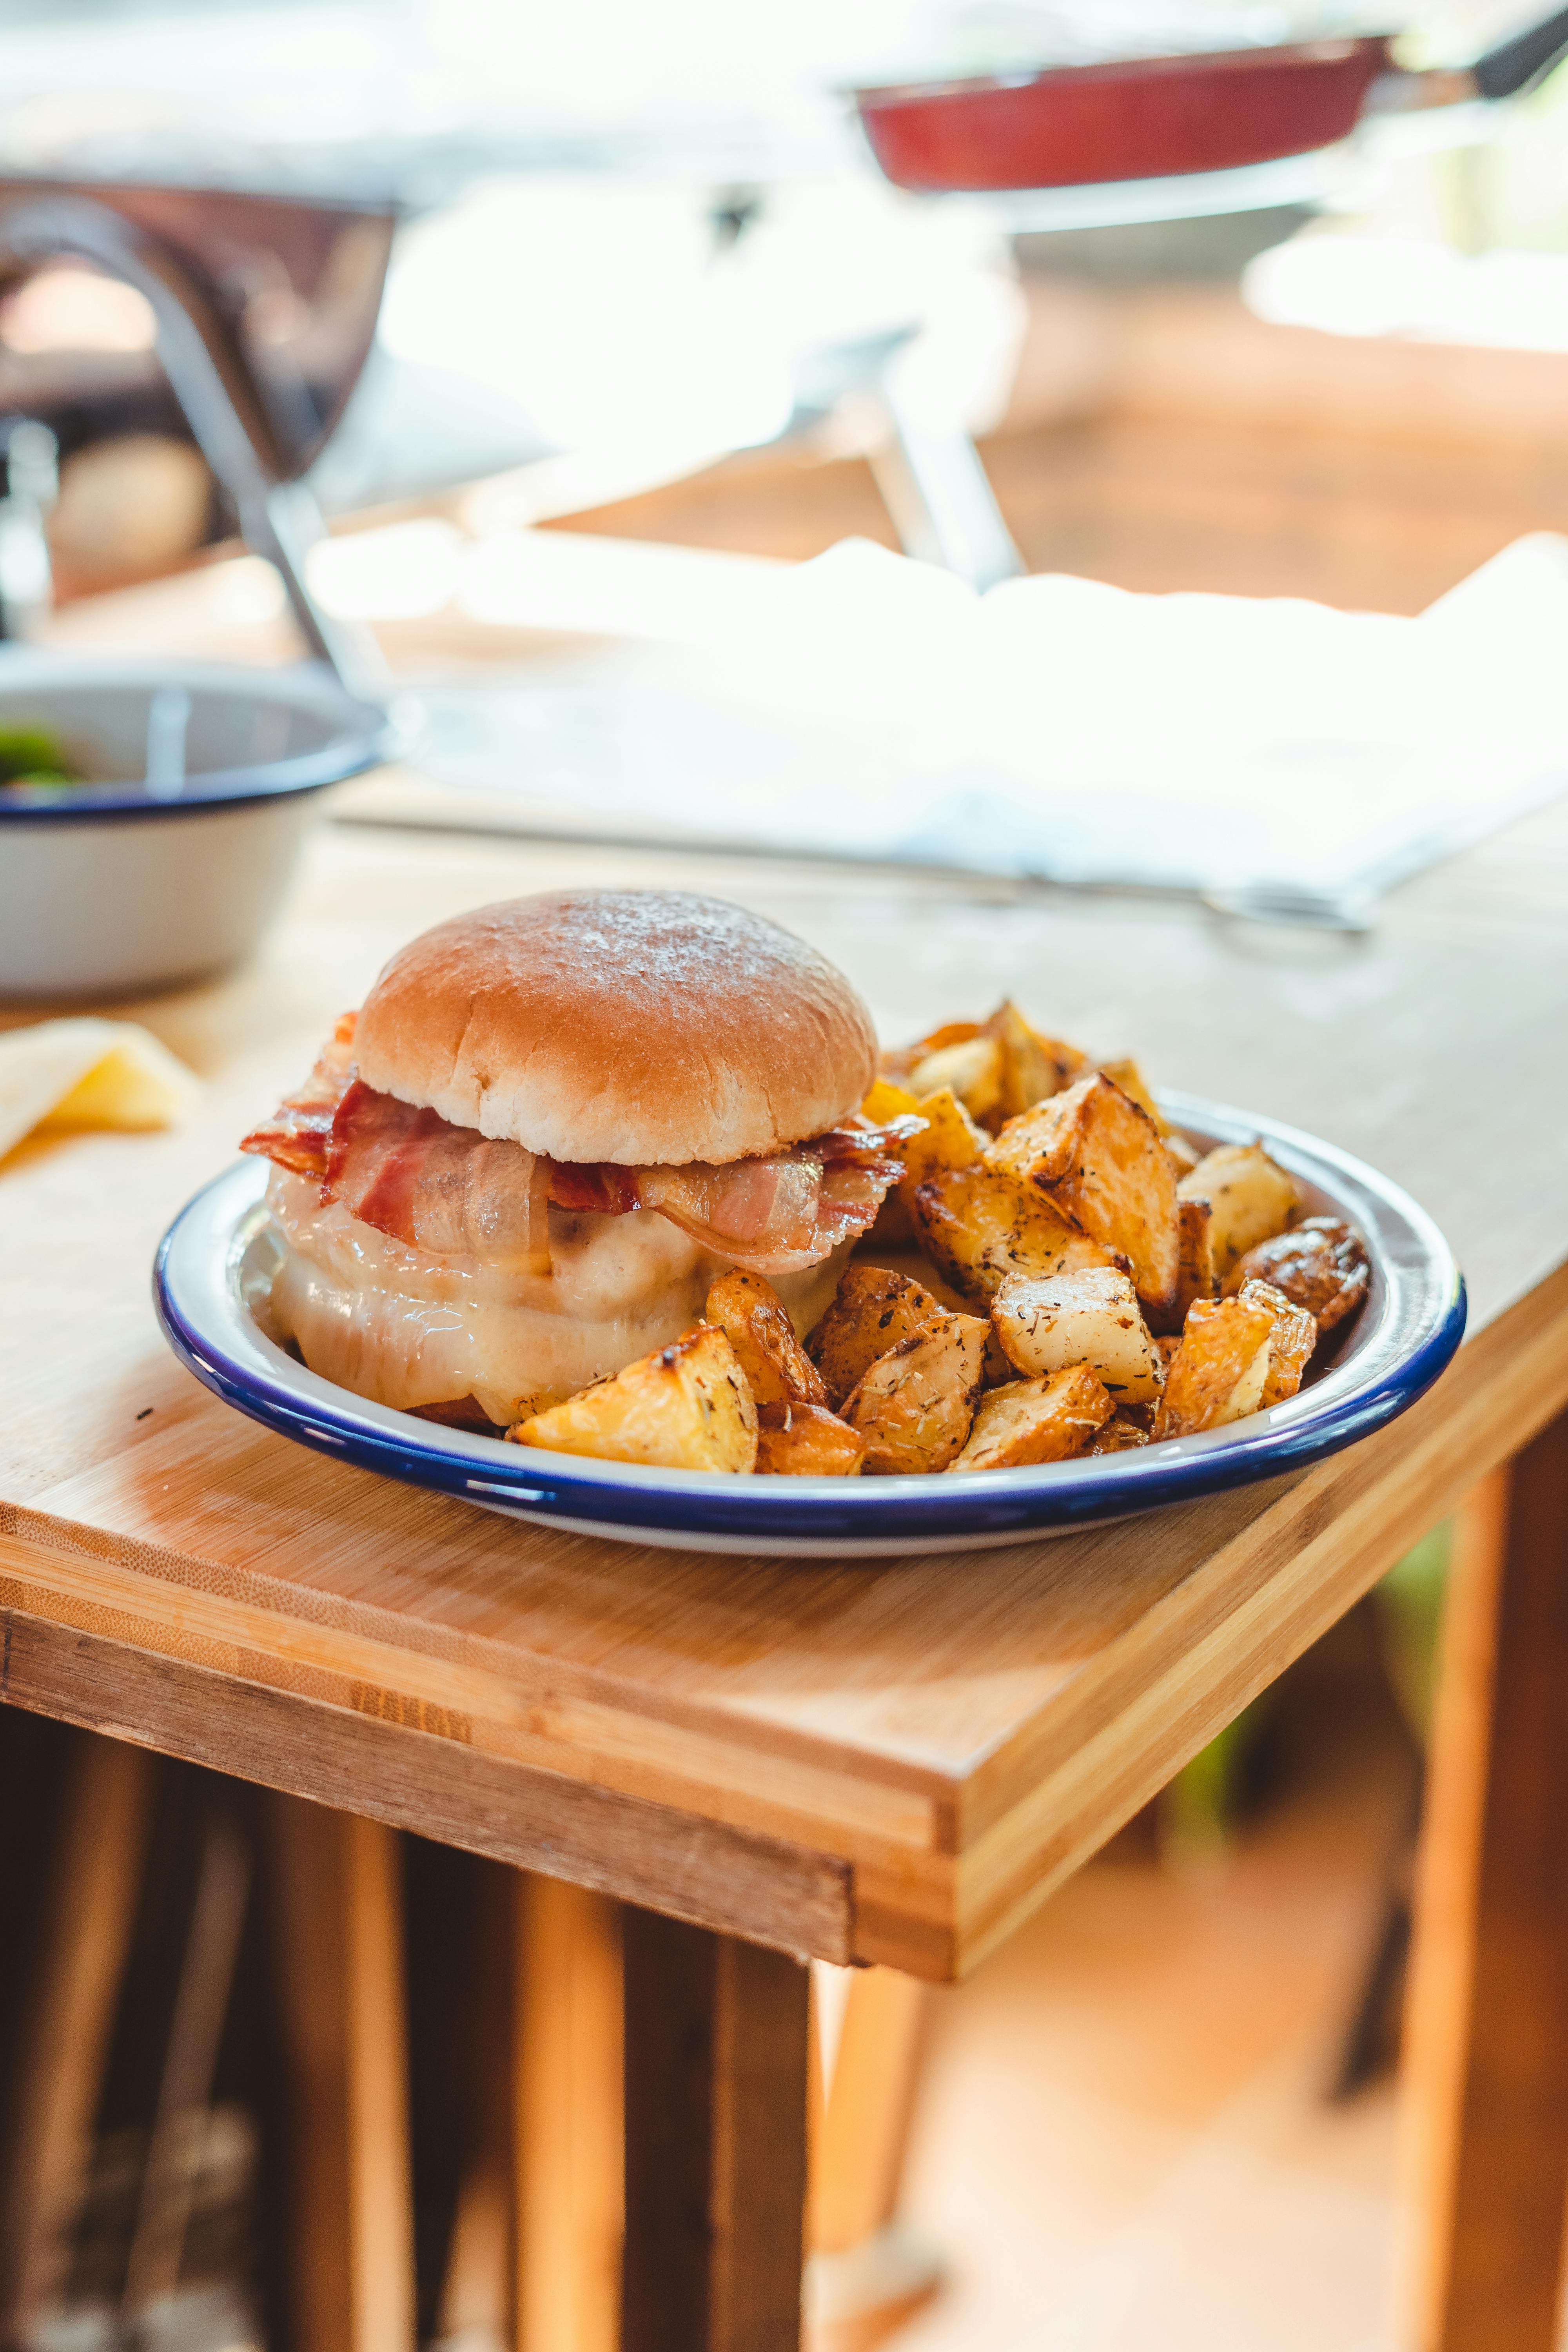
4,776,1568,2348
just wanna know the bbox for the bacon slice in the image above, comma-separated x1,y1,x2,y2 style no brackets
325,1079,553,1275
241,1026,919,1276
631,1127,916,1274
238,1011,357,1180
545,1160,641,1217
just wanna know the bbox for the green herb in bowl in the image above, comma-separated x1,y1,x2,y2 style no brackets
0,720,82,796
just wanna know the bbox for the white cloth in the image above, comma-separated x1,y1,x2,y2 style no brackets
406,530,1568,925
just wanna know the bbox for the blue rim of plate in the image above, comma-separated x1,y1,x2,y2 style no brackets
153,1090,1466,1556
0,656,390,822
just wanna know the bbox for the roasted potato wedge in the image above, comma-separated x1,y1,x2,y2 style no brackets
879,1023,970,1087
706,1270,828,1410
1093,1056,1168,1135
860,1076,922,1126
842,1310,987,1474
1152,1294,1276,1439
755,1400,866,1477
949,1367,1112,1472
1091,1413,1152,1454
1178,1143,1300,1279
983,1000,1085,1123
888,1021,973,1077
900,1085,986,1193
808,1266,945,1408
1150,1195,1221,1335
908,1034,1005,1123
991,1266,1164,1405
1225,1216,1370,1334
512,1323,758,1471
911,1164,1110,1308
1152,1276,1317,1439
986,1072,1180,1317
1238,1277,1319,1409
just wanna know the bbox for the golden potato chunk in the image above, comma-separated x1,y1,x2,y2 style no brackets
1177,1143,1300,1280
1091,1413,1152,1455
1093,1056,1168,1135
705,1270,827,1410
1153,1195,1221,1334
987,1072,1180,1318
860,1076,921,1126
991,1267,1164,1405
808,1266,945,1409
885,1018,980,1078
900,1085,987,1193
983,1000,1085,1123
908,1034,1004,1123
842,1311,987,1474
1152,1295,1276,1440
911,1164,1109,1309
1225,1216,1370,1335
1238,1277,1319,1409
755,1400,866,1477
949,1367,1112,1472
511,1323,758,1472
982,1324,1015,1387
1152,1276,1316,1440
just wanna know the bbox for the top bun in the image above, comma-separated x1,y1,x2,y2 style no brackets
353,889,878,1166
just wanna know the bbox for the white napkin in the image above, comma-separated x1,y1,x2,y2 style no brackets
741,530,1568,920
0,1020,199,1163
406,529,1568,924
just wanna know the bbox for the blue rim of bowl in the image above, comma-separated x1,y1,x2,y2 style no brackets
0,657,390,822
153,1093,1468,1550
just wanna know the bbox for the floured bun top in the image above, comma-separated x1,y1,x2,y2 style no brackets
353,889,879,1166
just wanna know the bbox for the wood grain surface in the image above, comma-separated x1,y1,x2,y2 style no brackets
270,1795,417,2352
1401,1416,1568,2352
622,1913,809,2352
2,791,1567,1978
0,1736,154,2339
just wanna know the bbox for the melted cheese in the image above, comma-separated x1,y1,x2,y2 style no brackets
264,1169,848,1425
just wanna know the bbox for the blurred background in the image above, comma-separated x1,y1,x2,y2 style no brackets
2,2,1567,2347
5,0,1568,614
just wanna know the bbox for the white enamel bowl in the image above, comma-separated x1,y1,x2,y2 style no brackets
0,654,387,1000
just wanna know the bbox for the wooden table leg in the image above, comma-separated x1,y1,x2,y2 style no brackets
804,1966,941,2352
1402,1412,1568,2351
0,1733,153,2341
514,1873,624,2352
622,1909,809,2352
270,1795,417,2352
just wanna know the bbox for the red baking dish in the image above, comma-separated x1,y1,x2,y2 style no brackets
855,6,1568,195
856,38,1392,193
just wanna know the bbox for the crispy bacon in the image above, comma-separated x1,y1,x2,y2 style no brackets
241,1026,921,1276
325,1080,553,1275
545,1160,641,1217
238,1011,357,1180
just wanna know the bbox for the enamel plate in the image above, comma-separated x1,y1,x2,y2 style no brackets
154,1093,1465,1558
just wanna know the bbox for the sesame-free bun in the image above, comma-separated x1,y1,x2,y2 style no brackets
353,889,878,1166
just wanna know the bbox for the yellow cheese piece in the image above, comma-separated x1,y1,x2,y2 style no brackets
0,1018,199,1161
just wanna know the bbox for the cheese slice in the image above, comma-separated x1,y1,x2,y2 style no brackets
0,1018,199,1161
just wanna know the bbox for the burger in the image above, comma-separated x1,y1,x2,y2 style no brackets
240,889,911,1431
